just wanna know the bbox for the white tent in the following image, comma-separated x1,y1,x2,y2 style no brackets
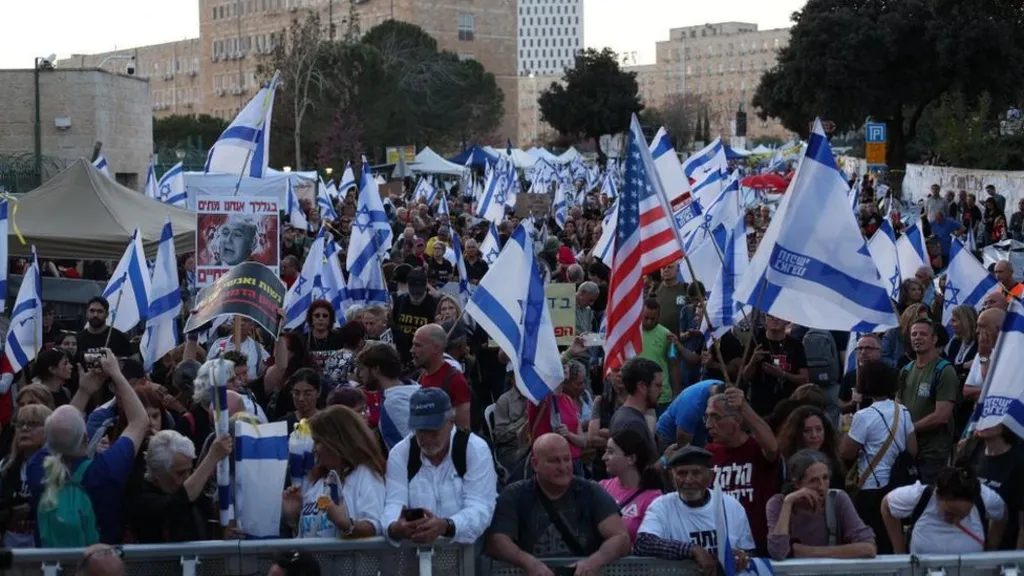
410,147,469,176
527,147,561,164
483,146,537,169
556,147,580,164
750,144,774,155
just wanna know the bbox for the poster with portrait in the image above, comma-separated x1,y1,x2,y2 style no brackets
195,196,280,287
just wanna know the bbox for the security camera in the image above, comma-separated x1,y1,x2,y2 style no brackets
125,56,136,76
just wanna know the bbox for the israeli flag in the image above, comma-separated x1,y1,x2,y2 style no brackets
552,180,568,229
941,237,998,326
682,137,728,204
476,158,512,224
144,159,159,200
102,229,152,333
92,155,110,177
141,220,181,371
413,177,437,205
345,165,390,306
4,250,42,373
283,229,326,330
679,172,742,285
964,224,978,254
157,162,186,207
600,169,619,199
205,360,233,526
0,201,8,314
321,237,348,324
649,126,691,204
895,219,927,281
480,222,502,266
437,193,450,221
704,210,748,337
337,162,357,200
285,178,309,230
714,484,774,576
234,419,289,538
204,71,279,178
591,201,618,264
317,177,339,221
848,178,862,213
975,299,1024,438
843,332,861,377
735,119,898,332
866,217,902,300
451,230,471,303
465,223,562,404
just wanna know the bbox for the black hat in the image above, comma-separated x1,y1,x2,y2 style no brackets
669,445,713,468
407,268,428,298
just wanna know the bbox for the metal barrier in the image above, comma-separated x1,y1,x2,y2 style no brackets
10,543,1024,576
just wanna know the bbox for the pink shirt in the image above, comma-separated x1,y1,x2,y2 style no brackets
599,478,662,542
527,394,582,459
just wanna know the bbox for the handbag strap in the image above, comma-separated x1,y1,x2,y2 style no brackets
857,405,901,488
537,485,587,556
617,488,643,511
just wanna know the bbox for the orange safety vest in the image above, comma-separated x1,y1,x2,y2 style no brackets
1006,283,1024,302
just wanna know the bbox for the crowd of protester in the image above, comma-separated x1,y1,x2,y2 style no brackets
1,171,1023,576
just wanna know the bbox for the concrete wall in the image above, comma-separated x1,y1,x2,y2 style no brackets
0,69,153,187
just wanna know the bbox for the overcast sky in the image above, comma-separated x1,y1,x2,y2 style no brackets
0,0,806,69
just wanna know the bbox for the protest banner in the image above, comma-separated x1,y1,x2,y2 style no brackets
515,193,553,218
546,283,577,346
195,196,280,287
184,262,286,337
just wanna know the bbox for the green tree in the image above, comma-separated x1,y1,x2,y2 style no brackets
153,114,228,151
926,92,1024,170
640,93,708,151
538,47,643,163
753,0,1024,187
257,11,328,170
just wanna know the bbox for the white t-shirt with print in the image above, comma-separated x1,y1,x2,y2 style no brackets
297,465,386,538
848,399,914,490
886,481,1005,555
637,490,755,556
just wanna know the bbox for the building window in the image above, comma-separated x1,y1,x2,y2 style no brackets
458,13,475,41
458,53,474,61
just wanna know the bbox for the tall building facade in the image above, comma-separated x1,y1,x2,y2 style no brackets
61,0,519,146
627,22,794,143
517,0,584,76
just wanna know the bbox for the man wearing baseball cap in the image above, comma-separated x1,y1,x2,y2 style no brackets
382,388,496,546
391,269,438,366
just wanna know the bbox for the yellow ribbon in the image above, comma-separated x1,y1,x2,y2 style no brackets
0,193,25,245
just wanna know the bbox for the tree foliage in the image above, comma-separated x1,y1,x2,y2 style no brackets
639,93,708,151
753,0,1024,177
538,48,643,161
153,114,228,151
258,19,504,169
923,92,1024,170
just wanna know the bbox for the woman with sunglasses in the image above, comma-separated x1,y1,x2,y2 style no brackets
0,405,51,547
305,301,344,371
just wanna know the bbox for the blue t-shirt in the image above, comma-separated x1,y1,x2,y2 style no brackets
28,436,138,545
930,218,960,257
656,379,722,447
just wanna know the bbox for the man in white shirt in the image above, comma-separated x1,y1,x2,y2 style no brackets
382,388,497,545
207,317,270,380
635,446,754,574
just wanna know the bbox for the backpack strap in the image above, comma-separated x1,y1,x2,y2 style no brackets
72,459,93,484
184,412,196,438
975,490,989,546
825,489,839,546
909,485,935,529
407,439,422,482
930,360,952,401
898,364,912,401
407,430,471,481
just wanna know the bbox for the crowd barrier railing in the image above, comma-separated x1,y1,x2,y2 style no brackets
9,542,1024,576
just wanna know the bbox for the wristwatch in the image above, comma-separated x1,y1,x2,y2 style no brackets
341,515,357,537
443,518,456,538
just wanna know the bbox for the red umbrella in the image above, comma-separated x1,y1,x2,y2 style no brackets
740,173,789,191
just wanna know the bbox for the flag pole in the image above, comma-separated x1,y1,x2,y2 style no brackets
105,271,128,349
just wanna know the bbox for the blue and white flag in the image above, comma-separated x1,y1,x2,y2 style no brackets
4,250,42,373
735,119,898,332
141,220,181,371
345,166,390,306
866,216,902,300
896,219,927,281
649,126,691,204
204,71,279,178
437,193,450,221
941,237,998,326
679,172,742,285
0,201,8,314
847,178,862,213
552,180,569,229
283,229,326,330
285,178,309,230
321,237,348,323
714,484,774,576
591,201,618,264
156,162,186,207
843,332,862,377
465,223,563,404
337,162,357,200
234,419,289,538
451,230,471,302
704,209,748,338
102,229,152,333
480,222,502,266
975,299,1024,438
600,169,619,199
144,158,158,200
317,177,339,221
682,137,728,204
205,360,233,526
92,155,110,177
413,177,437,205
476,158,512,224
964,224,978,254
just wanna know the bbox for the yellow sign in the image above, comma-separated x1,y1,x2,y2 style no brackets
546,283,577,346
865,142,887,166
385,146,417,165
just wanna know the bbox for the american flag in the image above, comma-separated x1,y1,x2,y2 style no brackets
605,115,684,371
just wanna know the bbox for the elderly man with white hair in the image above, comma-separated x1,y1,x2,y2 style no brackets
27,349,149,546
576,281,600,335
127,429,232,542
215,214,258,266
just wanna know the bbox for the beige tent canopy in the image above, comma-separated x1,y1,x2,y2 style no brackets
8,159,196,260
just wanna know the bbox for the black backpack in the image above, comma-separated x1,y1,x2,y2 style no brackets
906,485,988,549
408,428,471,481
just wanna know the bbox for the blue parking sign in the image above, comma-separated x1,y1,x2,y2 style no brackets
866,122,887,143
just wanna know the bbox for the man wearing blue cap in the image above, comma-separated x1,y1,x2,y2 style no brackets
382,388,497,546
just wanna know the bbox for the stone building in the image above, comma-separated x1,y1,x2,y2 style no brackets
517,0,584,76
0,68,153,188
